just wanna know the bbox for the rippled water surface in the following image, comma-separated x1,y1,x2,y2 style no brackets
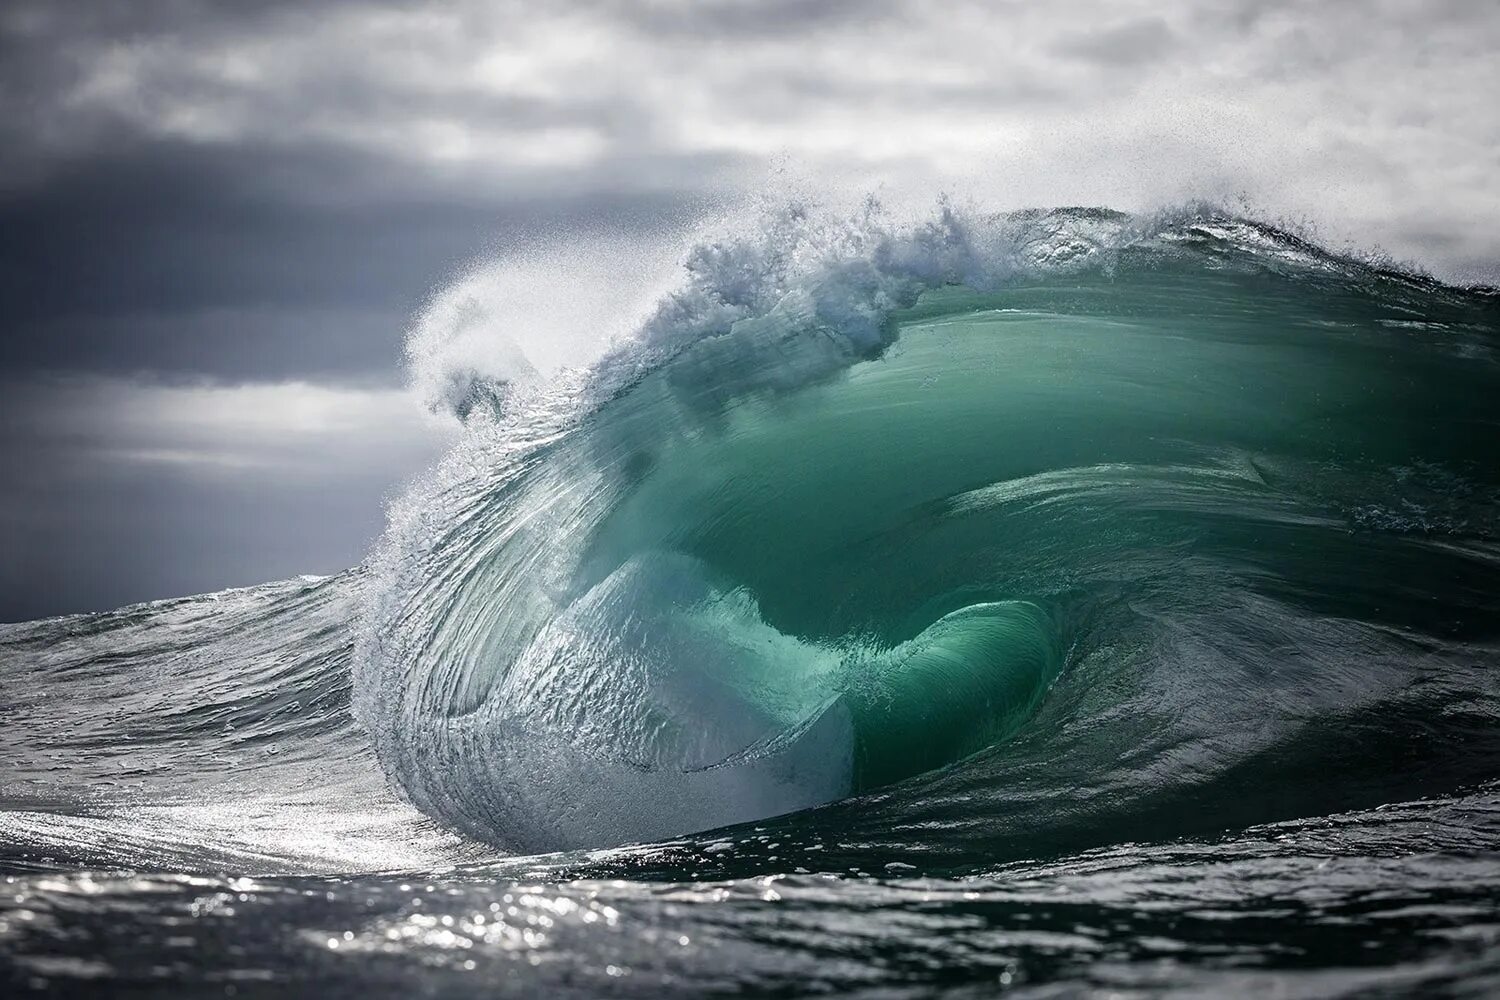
3,208,1499,996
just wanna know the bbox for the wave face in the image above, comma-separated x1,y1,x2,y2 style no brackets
5,204,1500,996
353,205,1500,856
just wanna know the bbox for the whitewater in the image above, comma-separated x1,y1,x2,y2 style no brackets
3,203,1500,997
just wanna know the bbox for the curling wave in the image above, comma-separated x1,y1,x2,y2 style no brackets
351,203,1500,854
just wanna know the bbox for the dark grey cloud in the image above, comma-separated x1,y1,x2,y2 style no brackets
0,140,718,381
1053,16,1178,67
596,0,906,40
0,1,370,181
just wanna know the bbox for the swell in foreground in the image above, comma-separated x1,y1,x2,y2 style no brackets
3,204,1500,996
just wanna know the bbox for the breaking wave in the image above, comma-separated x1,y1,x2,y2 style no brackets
351,202,1500,854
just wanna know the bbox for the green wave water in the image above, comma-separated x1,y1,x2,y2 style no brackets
354,206,1500,856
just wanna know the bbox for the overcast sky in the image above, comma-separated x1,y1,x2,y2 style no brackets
2,0,1497,620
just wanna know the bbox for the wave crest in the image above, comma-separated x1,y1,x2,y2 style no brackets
354,199,1500,852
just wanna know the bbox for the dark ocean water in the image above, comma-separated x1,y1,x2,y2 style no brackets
3,207,1499,997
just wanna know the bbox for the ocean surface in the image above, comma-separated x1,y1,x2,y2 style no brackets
3,206,1500,997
